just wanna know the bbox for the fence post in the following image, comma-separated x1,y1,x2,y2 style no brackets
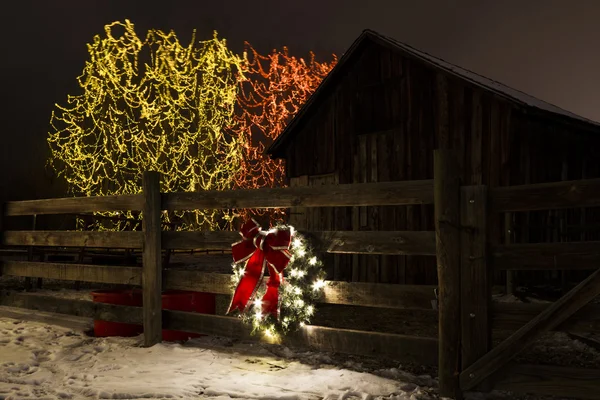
142,171,162,347
434,149,462,399
0,203,3,278
460,186,491,390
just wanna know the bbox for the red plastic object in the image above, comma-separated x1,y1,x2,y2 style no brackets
161,290,216,341
91,289,143,337
91,289,216,341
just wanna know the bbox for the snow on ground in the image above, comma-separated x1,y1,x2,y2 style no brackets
0,315,438,400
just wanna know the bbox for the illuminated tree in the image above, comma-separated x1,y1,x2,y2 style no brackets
47,20,245,230
232,44,337,222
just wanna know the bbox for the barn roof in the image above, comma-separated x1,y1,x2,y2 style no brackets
267,29,600,158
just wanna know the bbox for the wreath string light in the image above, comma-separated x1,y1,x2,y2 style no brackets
227,219,327,338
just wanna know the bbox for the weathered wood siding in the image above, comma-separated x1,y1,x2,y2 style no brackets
283,41,600,285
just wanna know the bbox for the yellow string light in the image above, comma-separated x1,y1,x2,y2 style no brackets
47,20,246,230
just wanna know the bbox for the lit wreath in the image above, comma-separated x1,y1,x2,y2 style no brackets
227,220,327,338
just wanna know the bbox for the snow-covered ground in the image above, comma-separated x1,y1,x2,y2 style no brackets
0,280,597,400
0,312,439,400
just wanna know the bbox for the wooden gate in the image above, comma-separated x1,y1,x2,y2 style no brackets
436,150,600,399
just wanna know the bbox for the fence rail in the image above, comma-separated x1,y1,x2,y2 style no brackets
493,303,600,332
162,180,434,210
489,177,600,213
4,180,435,217
491,241,600,271
2,231,143,248
3,230,436,255
4,194,144,216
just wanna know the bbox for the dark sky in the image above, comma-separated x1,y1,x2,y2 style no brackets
2,0,600,201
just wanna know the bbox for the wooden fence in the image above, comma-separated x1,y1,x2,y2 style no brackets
0,149,599,399
0,171,439,365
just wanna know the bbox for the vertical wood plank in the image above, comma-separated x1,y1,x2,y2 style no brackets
396,64,407,284
460,185,491,390
520,132,531,284
501,107,513,294
142,171,163,347
436,73,450,148
580,158,588,243
451,85,466,185
352,149,360,282
488,102,501,188
505,212,514,295
368,133,380,283
471,91,483,185
405,64,417,283
25,215,37,291
378,132,395,283
359,135,368,227
434,149,462,399
424,76,437,284
288,176,309,229
358,134,368,281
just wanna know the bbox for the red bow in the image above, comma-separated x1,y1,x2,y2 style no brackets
227,219,292,319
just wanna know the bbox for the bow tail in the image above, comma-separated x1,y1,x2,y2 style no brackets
227,250,265,314
261,264,283,319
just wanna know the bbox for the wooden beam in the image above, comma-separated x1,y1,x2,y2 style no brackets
493,363,600,400
491,242,600,271
320,281,436,310
0,305,92,332
493,302,600,333
291,325,437,365
4,194,144,216
0,262,437,310
2,231,143,249
504,213,515,295
142,171,162,347
490,178,600,213
0,291,438,366
460,267,600,391
308,230,436,255
163,310,439,365
163,270,230,293
162,231,238,250
0,291,142,324
163,230,436,256
434,149,462,399
163,180,434,211
165,269,437,310
1,260,141,285
460,187,491,373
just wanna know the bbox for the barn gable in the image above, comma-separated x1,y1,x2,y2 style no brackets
267,29,600,159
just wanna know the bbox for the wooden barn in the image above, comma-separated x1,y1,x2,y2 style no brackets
267,29,600,288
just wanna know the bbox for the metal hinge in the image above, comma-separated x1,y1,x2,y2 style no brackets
431,288,439,311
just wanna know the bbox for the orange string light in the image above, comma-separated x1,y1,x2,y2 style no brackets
232,44,337,224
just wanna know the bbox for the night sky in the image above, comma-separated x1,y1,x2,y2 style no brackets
2,0,600,202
